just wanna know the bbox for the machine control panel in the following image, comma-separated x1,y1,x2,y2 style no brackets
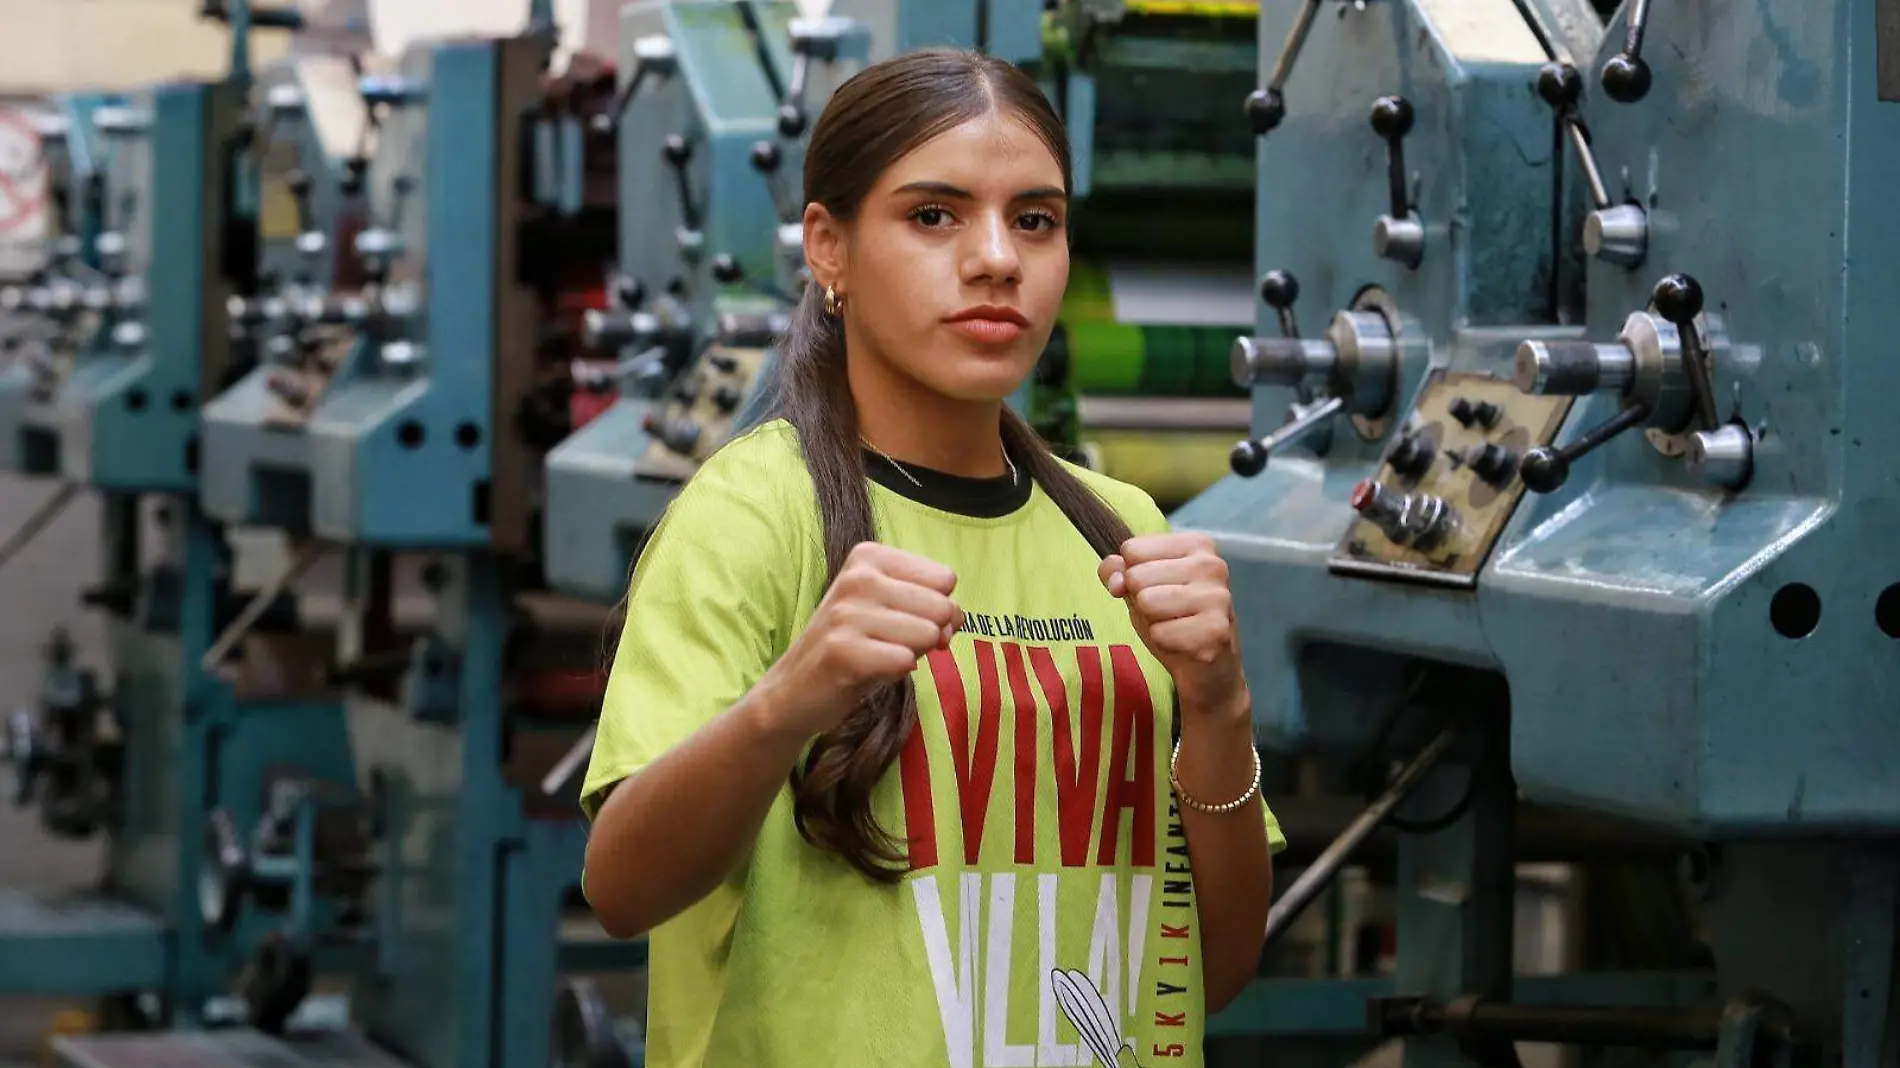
1329,370,1573,588
633,342,769,481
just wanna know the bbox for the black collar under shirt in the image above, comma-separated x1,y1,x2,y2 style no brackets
861,447,1034,519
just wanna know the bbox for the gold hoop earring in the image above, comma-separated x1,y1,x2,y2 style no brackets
824,284,844,316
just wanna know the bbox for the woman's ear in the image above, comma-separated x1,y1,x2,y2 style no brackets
803,202,848,293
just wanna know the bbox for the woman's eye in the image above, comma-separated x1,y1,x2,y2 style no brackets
912,206,950,227
1019,212,1059,232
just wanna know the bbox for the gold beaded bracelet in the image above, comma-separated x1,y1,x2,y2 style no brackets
1167,735,1263,814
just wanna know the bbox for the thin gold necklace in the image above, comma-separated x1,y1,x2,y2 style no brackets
862,439,1018,488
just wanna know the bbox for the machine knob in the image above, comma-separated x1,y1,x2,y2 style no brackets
1463,443,1518,486
711,255,744,284
1601,0,1655,103
1349,480,1457,551
1257,269,1302,337
1387,434,1434,480
1534,61,1585,110
662,133,692,168
267,372,310,408
1686,423,1754,491
645,413,701,455
1447,396,1501,429
1372,215,1425,270
1518,449,1568,494
1601,53,1651,104
1583,205,1649,267
354,228,402,260
1651,273,1704,322
583,309,636,348
1230,439,1270,478
615,278,647,310
340,157,368,197
776,103,807,139
1258,269,1298,310
1369,95,1414,140
750,140,782,174
1244,88,1285,136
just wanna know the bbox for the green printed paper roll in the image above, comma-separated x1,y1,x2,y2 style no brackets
1059,261,1246,397
1077,429,1239,511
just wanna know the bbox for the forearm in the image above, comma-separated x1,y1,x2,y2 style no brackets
1174,691,1274,1011
583,679,811,939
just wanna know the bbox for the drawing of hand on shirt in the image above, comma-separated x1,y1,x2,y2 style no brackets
1051,969,1148,1068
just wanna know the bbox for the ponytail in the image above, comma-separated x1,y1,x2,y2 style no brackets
774,284,1135,882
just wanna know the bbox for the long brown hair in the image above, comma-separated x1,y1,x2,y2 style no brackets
775,48,1136,881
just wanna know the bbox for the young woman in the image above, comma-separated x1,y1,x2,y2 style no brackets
580,47,1284,1067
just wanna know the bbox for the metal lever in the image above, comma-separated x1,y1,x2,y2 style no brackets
775,17,869,138
1259,270,1300,340
542,726,596,800
750,140,800,224
1651,273,1718,432
1519,402,1651,494
202,541,326,672
661,134,703,234
1536,63,1645,267
779,45,813,138
0,484,80,576
1245,0,1325,136
1266,727,1459,944
1230,396,1346,477
594,37,678,134
572,346,667,393
1370,96,1423,268
1602,0,1654,103
286,169,319,257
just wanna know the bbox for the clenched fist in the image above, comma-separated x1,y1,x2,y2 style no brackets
1099,533,1247,717
758,542,961,739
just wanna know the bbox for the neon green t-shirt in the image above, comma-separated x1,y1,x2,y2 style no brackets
582,419,1285,1068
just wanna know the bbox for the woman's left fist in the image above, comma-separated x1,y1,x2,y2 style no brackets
1099,533,1247,716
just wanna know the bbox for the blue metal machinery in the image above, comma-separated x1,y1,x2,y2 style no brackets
543,0,870,603
0,3,372,1030
0,95,121,480
1173,0,1900,1063
52,12,654,1068
540,0,1260,600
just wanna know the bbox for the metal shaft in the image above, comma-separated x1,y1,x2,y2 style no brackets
543,725,596,798
1266,0,1325,92
1264,726,1459,944
1255,394,1346,457
1377,996,1733,1051
1076,396,1252,433
1556,402,1651,463
0,483,79,575
201,540,326,672
1565,121,1612,209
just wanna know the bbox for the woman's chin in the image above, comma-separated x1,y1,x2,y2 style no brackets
921,353,1040,404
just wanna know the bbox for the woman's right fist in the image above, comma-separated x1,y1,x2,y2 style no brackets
757,542,961,738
